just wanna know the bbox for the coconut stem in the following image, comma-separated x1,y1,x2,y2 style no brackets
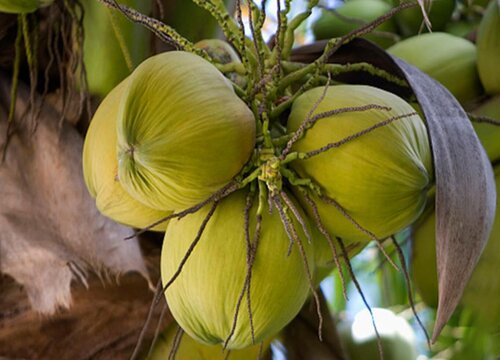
282,0,320,59
168,326,184,360
159,201,218,300
127,182,238,239
224,190,260,348
273,195,323,342
302,192,349,302
468,113,500,126
281,103,392,159
98,0,207,59
320,194,400,272
130,279,163,360
304,111,417,159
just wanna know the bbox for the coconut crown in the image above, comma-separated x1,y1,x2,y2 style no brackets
287,85,433,243
116,51,256,211
82,79,171,231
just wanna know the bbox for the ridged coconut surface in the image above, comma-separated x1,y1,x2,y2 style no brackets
287,85,432,243
82,80,171,231
161,190,314,349
117,51,255,211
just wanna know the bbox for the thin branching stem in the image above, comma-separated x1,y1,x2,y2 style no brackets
390,236,431,347
468,113,500,126
126,182,238,239
168,327,184,360
158,201,219,304
146,303,168,359
98,0,206,58
302,192,348,301
280,190,312,243
130,279,162,360
336,236,384,360
320,194,400,271
273,195,323,341
304,112,416,159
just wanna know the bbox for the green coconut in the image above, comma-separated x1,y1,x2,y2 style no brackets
394,0,456,36
388,32,483,104
161,190,314,349
339,308,418,360
312,0,398,48
412,165,500,329
117,51,255,211
477,0,500,94
287,85,432,244
146,323,272,360
82,80,171,231
0,0,52,13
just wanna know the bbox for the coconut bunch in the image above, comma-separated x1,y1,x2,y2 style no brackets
81,0,497,355
84,48,431,353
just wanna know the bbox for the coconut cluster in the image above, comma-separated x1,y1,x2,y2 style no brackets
83,37,435,350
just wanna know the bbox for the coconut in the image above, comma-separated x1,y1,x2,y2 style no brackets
287,85,432,244
117,51,256,211
161,190,314,349
477,0,500,94
312,0,398,48
388,32,483,104
82,80,171,231
0,0,52,13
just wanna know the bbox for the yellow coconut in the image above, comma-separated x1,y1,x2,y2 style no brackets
161,190,314,349
117,51,256,211
82,80,171,231
287,85,433,245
